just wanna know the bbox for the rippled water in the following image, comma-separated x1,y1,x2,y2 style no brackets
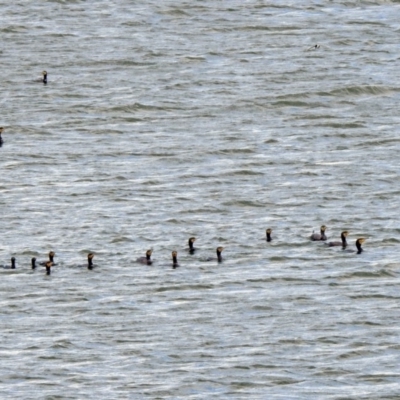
1,1,400,398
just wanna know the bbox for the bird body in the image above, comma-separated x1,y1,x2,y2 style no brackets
207,247,224,262
343,238,366,254
87,253,95,270
188,237,196,254
356,238,365,254
1,257,16,269
43,261,53,275
40,251,56,266
266,229,272,242
172,251,179,269
310,225,327,241
137,250,153,265
326,231,348,248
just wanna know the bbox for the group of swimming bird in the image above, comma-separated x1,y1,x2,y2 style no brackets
1,73,366,271
1,227,366,275
2,252,95,275
309,225,365,254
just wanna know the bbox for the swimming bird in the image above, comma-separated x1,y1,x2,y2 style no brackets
355,238,366,254
0,257,15,269
266,228,272,242
42,71,47,84
307,44,320,51
31,257,37,269
344,238,366,254
40,251,57,266
326,231,348,248
43,261,53,275
207,247,224,263
310,225,327,241
172,251,179,269
136,249,152,265
0,127,4,147
87,253,95,270
188,237,196,254
1,257,16,269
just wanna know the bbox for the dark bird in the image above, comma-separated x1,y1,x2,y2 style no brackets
308,44,320,50
136,249,153,265
188,237,196,254
31,257,37,269
326,231,348,248
310,225,327,241
43,261,53,275
172,251,179,269
343,238,366,254
1,257,16,269
266,228,272,242
87,253,95,270
40,251,57,266
0,127,4,147
42,71,47,84
207,247,224,263
355,238,366,254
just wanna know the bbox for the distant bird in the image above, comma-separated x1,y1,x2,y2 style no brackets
188,237,196,254
0,127,4,147
171,251,179,269
40,251,57,266
355,238,366,254
31,257,37,269
207,247,224,263
326,231,348,248
343,238,366,254
43,261,53,275
87,253,95,270
307,44,320,50
42,71,47,84
310,225,327,241
136,249,153,265
1,257,16,269
266,228,273,242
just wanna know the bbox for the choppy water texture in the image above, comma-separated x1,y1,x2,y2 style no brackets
1,0,400,398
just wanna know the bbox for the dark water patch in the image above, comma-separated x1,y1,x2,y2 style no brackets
222,200,265,207
272,100,327,108
348,294,399,300
110,236,135,244
326,85,393,97
341,270,396,279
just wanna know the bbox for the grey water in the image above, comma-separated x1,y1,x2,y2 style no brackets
1,0,400,398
